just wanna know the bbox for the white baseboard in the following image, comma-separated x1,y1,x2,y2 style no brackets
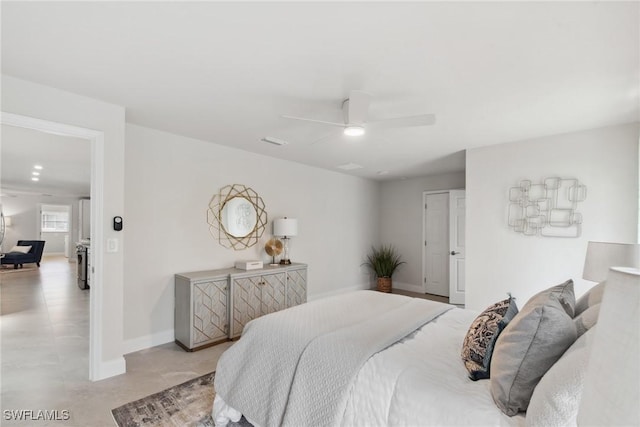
392,281,425,294
94,356,126,381
123,329,175,355
308,283,372,301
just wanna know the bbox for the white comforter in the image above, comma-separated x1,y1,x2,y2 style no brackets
342,307,524,427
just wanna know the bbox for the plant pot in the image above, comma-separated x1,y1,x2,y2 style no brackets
377,277,392,293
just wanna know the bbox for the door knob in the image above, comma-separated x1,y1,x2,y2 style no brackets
450,251,460,255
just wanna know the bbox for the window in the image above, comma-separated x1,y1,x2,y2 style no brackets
41,210,69,232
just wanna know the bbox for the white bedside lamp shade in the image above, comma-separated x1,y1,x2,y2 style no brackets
577,267,640,426
273,218,298,238
582,241,640,282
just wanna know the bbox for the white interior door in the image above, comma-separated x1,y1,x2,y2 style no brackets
449,190,466,305
424,193,449,297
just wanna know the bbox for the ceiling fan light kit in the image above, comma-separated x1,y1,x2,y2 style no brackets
344,126,365,136
281,90,435,145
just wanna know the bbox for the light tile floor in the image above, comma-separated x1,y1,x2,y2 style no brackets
1,256,231,427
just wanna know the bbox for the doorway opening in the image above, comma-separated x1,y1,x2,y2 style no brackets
1,112,105,380
423,189,466,305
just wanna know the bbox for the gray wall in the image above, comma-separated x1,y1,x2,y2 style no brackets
466,123,639,310
122,123,381,352
379,172,466,291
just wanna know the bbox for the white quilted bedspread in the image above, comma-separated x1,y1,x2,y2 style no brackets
213,291,451,427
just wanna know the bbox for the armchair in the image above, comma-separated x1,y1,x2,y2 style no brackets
1,240,46,269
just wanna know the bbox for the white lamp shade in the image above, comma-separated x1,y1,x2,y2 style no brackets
582,241,640,282
273,218,298,237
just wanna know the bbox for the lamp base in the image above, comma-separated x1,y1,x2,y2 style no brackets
279,259,292,265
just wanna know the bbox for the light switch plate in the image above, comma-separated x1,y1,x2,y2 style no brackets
107,238,118,253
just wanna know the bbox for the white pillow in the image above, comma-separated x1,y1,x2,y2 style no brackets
575,282,605,316
574,303,600,337
10,245,31,254
525,327,595,427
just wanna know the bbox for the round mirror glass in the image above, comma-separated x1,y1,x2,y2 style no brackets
221,196,258,238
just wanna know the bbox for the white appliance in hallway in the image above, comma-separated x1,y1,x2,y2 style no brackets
76,241,90,289
79,198,91,241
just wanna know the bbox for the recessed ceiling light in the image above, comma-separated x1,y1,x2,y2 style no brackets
31,177,40,182
336,162,363,171
34,165,43,170
343,126,365,137
32,171,40,176
261,136,289,146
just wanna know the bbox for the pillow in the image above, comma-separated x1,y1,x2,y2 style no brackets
525,327,596,427
10,245,31,254
574,303,600,337
574,281,605,316
528,279,576,317
490,280,578,416
461,296,518,380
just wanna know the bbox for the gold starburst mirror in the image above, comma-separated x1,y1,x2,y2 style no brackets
207,184,267,250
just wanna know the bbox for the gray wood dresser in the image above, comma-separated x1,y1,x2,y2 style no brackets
175,263,307,351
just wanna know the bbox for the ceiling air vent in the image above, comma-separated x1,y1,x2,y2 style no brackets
261,136,289,146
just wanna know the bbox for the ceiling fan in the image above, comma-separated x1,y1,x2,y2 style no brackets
282,90,436,139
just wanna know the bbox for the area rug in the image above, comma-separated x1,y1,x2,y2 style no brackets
111,371,252,427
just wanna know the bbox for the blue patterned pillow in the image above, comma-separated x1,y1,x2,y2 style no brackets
461,296,518,381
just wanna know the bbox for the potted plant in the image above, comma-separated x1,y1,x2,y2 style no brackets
363,245,406,293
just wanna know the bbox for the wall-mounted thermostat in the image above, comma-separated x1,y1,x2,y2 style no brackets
113,216,123,231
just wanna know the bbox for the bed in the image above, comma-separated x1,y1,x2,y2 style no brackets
212,268,639,427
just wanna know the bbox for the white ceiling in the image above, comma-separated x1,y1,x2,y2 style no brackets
2,2,638,181
1,125,91,198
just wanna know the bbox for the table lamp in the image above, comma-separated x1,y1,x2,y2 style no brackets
582,241,640,282
273,217,297,265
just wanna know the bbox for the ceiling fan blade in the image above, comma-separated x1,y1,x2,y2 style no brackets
310,130,341,145
281,115,345,128
369,114,436,128
347,90,371,125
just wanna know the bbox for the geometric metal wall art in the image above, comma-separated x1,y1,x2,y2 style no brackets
508,177,587,238
207,184,267,250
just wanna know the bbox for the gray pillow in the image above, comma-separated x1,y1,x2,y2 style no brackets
528,279,576,317
574,281,605,316
574,303,600,337
490,280,578,416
